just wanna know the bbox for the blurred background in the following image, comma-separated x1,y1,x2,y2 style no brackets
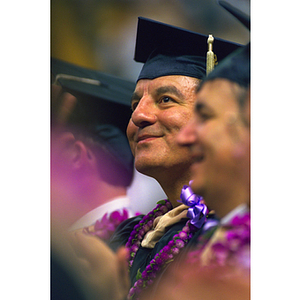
51,0,249,82
51,0,250,213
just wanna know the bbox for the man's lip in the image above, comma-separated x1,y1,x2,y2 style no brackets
191,153,204,163
190,156,205,174
136,134,160,143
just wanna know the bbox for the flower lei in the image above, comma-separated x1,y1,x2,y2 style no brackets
126,184,208,300
83,209,140,241
188,211,250,268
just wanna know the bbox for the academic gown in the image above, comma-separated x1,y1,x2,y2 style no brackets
109,214,218,288
51,250,86,300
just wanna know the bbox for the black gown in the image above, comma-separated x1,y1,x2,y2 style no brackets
109,214,218,289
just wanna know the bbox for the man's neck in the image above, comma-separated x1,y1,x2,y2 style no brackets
139,165,192,208
72,174,128,217
204,186,249,219
85,182,127,212
159,175,192,208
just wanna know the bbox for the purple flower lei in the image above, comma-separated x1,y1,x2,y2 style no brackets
126,186,208,300
83,209,140,241
213,212,250,268
188,212,250,268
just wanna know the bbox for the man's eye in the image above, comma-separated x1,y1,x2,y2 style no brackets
199,113,210,121
160,96,173,104
195,103,212,122
131,101,139,111
196,109,211,121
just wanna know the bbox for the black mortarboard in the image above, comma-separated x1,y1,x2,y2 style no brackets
134,17,242,81
202,0,250,87
51,58,135,185
203,42,250,88
218,0,250,30
51,57,135,134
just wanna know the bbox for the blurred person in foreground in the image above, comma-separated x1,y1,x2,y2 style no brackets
142,40,250,300
51,62,139,300
51,58,140,237
108,17,243,300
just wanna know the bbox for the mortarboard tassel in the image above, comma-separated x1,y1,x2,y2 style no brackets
206,34,215,75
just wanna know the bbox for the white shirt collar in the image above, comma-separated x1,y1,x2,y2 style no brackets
220,203,249,226
69,196,133,231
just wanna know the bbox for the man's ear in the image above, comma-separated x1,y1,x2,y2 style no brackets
53,132,84,169
53,132,97,171
72,140,98,171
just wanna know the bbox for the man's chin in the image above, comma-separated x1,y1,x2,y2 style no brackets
190,178,204,196
135,160,156,175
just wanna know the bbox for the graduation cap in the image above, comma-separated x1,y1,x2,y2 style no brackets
134,17,243,81
203,42,250,88
51,57,135,134
202,0,250,87
218,0,250,30
51,58,135,186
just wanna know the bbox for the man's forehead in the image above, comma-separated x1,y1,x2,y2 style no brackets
196,79,237,108
137,75,198,89
133,76,198,99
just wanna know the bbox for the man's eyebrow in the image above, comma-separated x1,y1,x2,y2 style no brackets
154,86,184,100
194,101,207,113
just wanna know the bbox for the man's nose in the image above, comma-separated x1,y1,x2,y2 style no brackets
131,97,157,128
177,120,197,146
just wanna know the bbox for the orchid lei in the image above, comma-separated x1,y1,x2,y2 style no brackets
126,184,208,300
188,211,250,268
83,209,140,241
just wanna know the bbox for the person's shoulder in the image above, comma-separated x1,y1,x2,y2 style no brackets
109,215,144,251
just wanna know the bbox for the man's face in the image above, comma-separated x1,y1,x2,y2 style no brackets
177,79,250,202
126,75,199,179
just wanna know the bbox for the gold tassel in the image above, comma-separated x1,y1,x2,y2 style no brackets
206,34,215,75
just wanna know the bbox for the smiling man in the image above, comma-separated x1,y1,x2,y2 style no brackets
127,75,199,204
177,43,250,219
109,17,242,299
125,17,241,207
141,41,251,300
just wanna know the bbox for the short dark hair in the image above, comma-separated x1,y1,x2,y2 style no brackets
73,129,134,187
200,78,250,125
